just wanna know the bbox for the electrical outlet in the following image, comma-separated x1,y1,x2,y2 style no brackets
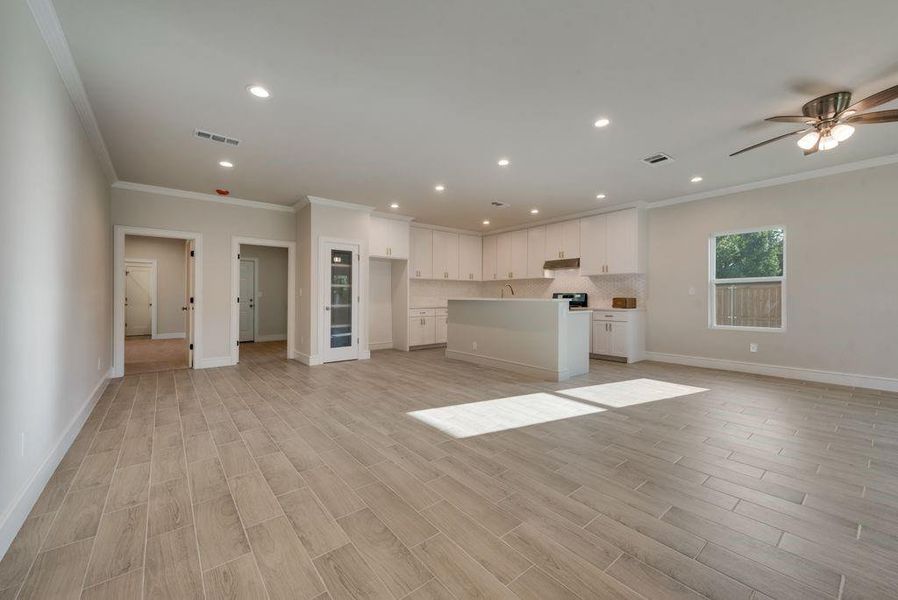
472,341,478,351
750,343,759,353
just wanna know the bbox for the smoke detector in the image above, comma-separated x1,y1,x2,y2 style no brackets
194,129,240,147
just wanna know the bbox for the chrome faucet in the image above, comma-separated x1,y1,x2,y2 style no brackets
501,284,516,298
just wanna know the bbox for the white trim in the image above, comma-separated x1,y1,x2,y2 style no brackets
371,211,415,222
445,349,570,382
0,369,112,557
294,352,323,366
112,181,295,213
153,332,186,340
649,152,898,210
124,258,157,338
644,352,898,393
411,222,484,236
115,226,203,377
230,237,296,366
256,333,287,342
25,0,117,182
318,239,362,363
369,341,394,351
298,195,375,212
194,356,233,369
488,202,646,235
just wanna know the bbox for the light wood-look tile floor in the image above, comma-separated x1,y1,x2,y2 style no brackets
125,337,188,375
3,341,898,599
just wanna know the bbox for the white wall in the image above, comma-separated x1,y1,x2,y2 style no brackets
240,244,288,340
369,258,394,347
112,186,295,363
125,235,187,336
0,0,112,555
647,162,898,384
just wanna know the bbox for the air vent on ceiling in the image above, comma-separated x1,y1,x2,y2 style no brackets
641,152,673,165
490,201,510,208
194,129,241,147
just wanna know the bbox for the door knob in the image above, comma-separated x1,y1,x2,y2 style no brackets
324,306,331,311
181,306,188,311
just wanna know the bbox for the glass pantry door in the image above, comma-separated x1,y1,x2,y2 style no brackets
322,242,359,362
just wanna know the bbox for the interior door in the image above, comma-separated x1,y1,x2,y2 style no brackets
125,264,152,336
186,240,195,367
322,242,359,362
239,259,256,342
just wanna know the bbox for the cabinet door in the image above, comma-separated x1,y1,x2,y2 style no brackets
606,209,639,274
432,231,459,280
369,216,389,258
578,214,607,275
435,315,447,343
482,235,498,280
410,228,433,279
527,227,547,278
563,220,581,259
458,234,482,281
389,219,410,259
610,322,630,357
409,316,435,345
545,223,564,260
496,232,513,280
510,230,528,279
592,322,610,354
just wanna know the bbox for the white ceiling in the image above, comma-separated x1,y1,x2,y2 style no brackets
55,0,898,229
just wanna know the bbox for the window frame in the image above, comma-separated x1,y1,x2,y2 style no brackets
708,225,786,333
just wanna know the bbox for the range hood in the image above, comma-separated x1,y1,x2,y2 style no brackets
542,258,580,270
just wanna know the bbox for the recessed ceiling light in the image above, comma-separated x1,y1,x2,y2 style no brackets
482,220,490,225
594,117,611,128
530,208,539,214
434,184,445,192
691,176,703,183
497,158,510,167
218,160,234,168
247,85,270,98
389,202,399,209
596,193,606,200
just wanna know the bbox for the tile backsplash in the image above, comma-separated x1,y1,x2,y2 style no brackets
410,271,646,308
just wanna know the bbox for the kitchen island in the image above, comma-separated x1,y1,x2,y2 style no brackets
445,298,590,381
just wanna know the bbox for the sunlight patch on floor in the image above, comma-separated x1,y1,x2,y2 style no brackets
407,392,605,438
558,378,708,408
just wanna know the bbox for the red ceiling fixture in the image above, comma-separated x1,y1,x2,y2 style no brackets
215,188,230,196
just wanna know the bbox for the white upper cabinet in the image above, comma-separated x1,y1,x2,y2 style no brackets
579,208,645,275
369,216,409,259
496,232,512,280
410,227,433,279
545,220,580,260
527,226,548,278
510,230,528,279
458,234,482,281
482,235,498,281
432,231,459,280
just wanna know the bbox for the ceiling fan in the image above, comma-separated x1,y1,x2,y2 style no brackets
730,84,898,157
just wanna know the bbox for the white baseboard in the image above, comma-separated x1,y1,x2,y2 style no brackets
359,350,371,360
255,333,287,342
445,349,564,382
643,351,898,393
152,332,185,340
369,341,394,351
195,356,234,369
294,352,322,366
0,368,112,558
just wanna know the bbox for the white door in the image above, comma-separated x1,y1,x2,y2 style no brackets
432,231,459,280
562,220,581,259
322,242,360,362
526,226,547,278
369,216,389,258
389,219,410,259
579,214,607,275
125,263,152,336
239,259,256,342
186,240,195,367
410,228,433,279
458,234,482,281
510,230,528,279
592,321,611,354
610,322,630,357
545,223,564,259
496,233,512,280
606,209,638,274
482,235,498,280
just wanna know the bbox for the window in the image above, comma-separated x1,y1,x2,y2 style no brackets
710,227,784,330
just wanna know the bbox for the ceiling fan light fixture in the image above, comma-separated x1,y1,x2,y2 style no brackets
819,134,839,151
831,123,855,142
796,131,820,150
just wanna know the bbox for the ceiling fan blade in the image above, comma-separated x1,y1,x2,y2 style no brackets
765,116,817,124
844,109,898,124
730,129,810,157
846,84,898,113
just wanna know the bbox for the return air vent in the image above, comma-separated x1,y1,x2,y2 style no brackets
641,152,674,165
194,129,241,147
490,201,510,208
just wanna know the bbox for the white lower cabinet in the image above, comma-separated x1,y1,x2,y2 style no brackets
409,308,447,347
590,310,644,363
435,314,447,344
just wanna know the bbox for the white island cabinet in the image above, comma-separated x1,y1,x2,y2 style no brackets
445,299,590,381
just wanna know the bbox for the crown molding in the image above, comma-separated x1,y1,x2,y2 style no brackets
112,181,296,213
371,211,415,222
487,201,647,235
411,222,484,236
648,152,898,210
298,195,376,212
27,0,117,183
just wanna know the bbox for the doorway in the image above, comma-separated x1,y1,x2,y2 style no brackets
238,257,258,343
114,226,202,377
321,241,360,363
